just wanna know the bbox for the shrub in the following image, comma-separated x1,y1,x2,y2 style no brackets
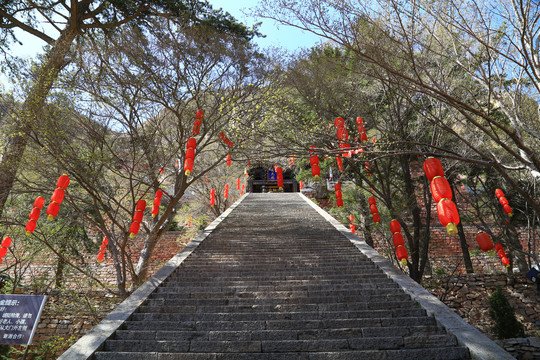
488,287,525,339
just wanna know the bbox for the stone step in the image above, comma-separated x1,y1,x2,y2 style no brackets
160,279,400,288
94,346,470,360
154,284,405,294
130,309,423,322
102,334,459,353
122,316,438,331
114,324,446,342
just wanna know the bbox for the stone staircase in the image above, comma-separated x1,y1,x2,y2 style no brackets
90,193,471,359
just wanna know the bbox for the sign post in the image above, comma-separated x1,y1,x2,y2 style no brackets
0,295,47,359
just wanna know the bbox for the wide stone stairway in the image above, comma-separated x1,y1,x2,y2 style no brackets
62,193,511,359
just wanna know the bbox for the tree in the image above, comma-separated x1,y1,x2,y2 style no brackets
22,16,267,296
0,0,256,219
257,0,539,272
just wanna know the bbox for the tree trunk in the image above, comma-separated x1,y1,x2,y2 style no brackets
0,27,77,216
457,221,474,273
357,192,374,247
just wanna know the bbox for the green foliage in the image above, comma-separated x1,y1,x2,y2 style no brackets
0,335,76,360
197,216,208,230
488,287,525,339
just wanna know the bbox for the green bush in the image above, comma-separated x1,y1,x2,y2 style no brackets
488,287,525,339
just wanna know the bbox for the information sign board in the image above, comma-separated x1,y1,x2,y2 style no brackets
0,295,47,345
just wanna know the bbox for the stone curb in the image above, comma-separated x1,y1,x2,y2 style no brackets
299,193,514,360
58,194,249,360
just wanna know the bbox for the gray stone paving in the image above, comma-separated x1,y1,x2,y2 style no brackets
61,193,514,359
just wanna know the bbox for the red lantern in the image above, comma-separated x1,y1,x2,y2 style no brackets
336,156,344,172
226,154,231,167
102,236,109,246
29,208,40,221
210,189,215,206
337,128,349,141
495,189,505,198
334,117,345,128
224,184,229,199
51,188,65,204
192,109,203,135
133,210,144,223
241,184,245,195
368,196,376,206
393,233,404,247
335,183,342,192
186,138,197,149
372,213,381,224
0,248,7,258
498,197,509,206
336,198,344,207
503,204,513,216
237,178,240,190
396,245,408,265
33,196,45,209
136,200,146,211
476,232,494,251
276,167,284,190
129,222,140,237
501,257,510,267
430,176,453,202
311,163,320,180
97,252,105,262
219,132,234,147
299,181,304,190
356,116,363,125
46,202,60,220
155,189,163,199
25,220,37,235
184,137,197,176
2,237,12,248
437,198,460,234
349,224,356,234
370,204,378,215
349,214,354,223
494,243,503,252
423,157,444,182
360,133,368,142
390,219,401,234
56,174,70,189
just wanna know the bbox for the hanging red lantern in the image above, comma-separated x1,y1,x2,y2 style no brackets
210,189,215,206
476,232,494,252
335,183,342,192
349,224,356,233
334,117,345,128
336,155,344,172
224,184,229,199
236,178,240,190
97,236,108,263
192,109,204,135
1,237,11,248
503,204,513,216
129,199,146,238
56,174,70,190
368,196,376,206
370,204,379,215
0,248,7,258
151,189,163,217
423,157,444,182
430,176,453,202
356,117,363,125
498,197,509,207
349,214,354,223
311,163,320,180
184,138,197,176
97,252,105,262
372,213,381,224
25,220,37,234
241,184,245,195
393,233,405,247
33,196,45,210
299,181,304,190
276,167,284,189
396,245,408,265
226,154,231,167
47,174,70,220
494,243,503,252
219,132,234,147
501,256,510,267
437,198,460,234
336,198,344,207
390,219,401,234
495,189,504,198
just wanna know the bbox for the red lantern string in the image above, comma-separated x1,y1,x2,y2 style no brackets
0,237,12,264
495,188,513,217
276,167,284,190
368,196,380,224
210,189,215,206
349,214,355,234
236,178,240,190
26,196,45,235
151,189,163,217
309,145,320,180
389,219,407,265
476,232,494,252
184,138,197,176
241,184,245,195
299,181,304,190
494,242,510,267
47,174,70,220
224,184,229,199
226,154,231,167
129,200,146,238
423,158,460,234
335,182,343,207
97,236,108,263
336,155,344,172
219,132,234,147
192,109,204,135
